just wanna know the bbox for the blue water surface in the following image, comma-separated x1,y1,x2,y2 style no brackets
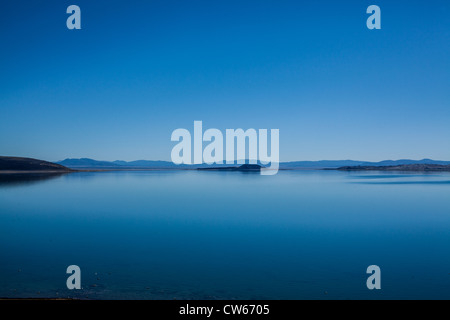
0,170,449,299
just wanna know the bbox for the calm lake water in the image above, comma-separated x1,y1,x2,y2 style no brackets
1,170,449,299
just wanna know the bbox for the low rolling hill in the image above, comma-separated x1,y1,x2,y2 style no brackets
0,156,73,172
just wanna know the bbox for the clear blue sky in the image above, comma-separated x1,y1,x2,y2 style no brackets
1,0,449,162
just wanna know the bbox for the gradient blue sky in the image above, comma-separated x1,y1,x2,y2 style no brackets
1,0,449,162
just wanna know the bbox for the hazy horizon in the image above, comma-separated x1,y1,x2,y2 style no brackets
5,155,450,164
36,156,450,164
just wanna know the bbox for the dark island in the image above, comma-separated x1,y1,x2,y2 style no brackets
336,164,450,172
197,164,263,172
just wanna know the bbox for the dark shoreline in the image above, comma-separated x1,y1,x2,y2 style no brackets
0,168,192,174
334,164,450,172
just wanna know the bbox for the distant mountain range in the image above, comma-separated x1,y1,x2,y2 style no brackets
56,158,450,169
57,158,185,169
